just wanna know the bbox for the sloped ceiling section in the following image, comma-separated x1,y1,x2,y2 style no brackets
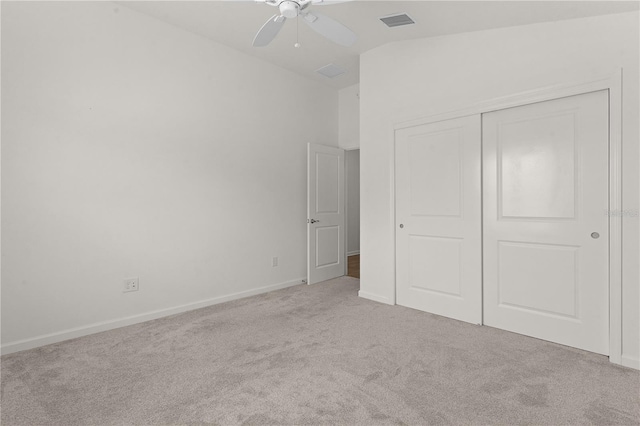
119,1,639,89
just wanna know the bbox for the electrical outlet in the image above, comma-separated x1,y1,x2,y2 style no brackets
123,277,139,293
272,257,278,267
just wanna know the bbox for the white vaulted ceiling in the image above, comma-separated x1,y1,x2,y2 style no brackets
118,1,639,89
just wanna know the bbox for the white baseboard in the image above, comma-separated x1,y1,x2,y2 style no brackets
620,354,640,370
358,290,393,305
347,250,360,256
1,278,305,356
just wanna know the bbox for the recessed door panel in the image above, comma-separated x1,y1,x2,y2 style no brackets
499,113,577,220
316,153,340,214
497,241,579,318
408,129,462,217
316,226,340,267
396,115,482,325
409,235,462,297
483,90,609,355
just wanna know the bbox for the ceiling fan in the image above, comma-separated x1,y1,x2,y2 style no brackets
252,0,356,47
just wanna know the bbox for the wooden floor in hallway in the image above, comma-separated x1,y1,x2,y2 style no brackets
347,255,359,279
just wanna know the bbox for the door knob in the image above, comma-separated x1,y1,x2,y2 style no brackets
591,232,600,239
310,219,320,224
399,224,404,229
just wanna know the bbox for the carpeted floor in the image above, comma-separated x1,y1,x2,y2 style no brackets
2,276,639,425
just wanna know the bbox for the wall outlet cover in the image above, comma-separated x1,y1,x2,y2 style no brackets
123,277,139,293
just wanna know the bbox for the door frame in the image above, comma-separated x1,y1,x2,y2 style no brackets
344,148,360,270
391,70,623,366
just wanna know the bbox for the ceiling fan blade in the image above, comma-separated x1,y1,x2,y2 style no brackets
253,15,286,47
311,0,353,5
301,12,356,47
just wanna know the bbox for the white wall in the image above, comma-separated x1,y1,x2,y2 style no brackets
338,84,360,150
346,150,360,255
359,12,639,368
1,2,338,352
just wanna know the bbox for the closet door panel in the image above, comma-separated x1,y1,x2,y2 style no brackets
395,115,482,324
483,90,609,355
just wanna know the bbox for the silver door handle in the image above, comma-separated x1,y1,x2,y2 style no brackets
309,219,320,224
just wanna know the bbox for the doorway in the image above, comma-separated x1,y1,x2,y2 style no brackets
346,149,360,278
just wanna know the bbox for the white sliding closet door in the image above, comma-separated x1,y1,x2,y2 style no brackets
482,90,609,355
395,115,482,324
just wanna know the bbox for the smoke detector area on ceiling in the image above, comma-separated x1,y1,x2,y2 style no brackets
379,13,416,28
316,63,347,79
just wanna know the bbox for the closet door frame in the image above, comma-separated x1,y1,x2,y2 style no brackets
391,71,623,366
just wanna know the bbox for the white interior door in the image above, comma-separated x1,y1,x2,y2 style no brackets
395,115,482,324
308,143,345,284
483,90,609,354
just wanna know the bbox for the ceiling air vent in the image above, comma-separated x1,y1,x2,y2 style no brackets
316,63,346,79
379,13,415,28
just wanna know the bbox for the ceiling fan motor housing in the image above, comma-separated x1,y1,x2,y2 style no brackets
253,0,356,48
279,1,300,18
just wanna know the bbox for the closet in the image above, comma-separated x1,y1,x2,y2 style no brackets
395,90,609,355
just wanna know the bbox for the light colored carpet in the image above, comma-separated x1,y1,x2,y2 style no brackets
2,276,639,425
